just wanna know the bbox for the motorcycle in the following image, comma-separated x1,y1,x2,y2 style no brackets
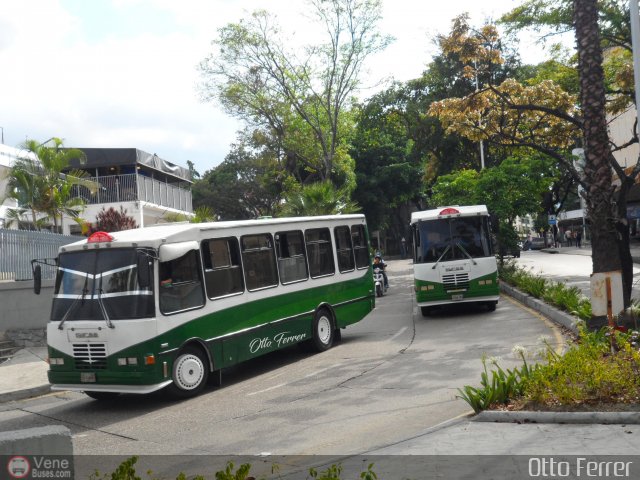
373,266,385,297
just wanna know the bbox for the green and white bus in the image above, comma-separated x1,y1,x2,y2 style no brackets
41,215,374,400
410,205,499,316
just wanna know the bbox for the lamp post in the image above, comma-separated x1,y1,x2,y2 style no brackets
474,60,485,169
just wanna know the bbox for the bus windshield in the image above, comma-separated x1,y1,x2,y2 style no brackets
416,216,492,263
51,249,154,322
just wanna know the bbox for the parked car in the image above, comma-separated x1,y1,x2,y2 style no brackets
524,237,546,250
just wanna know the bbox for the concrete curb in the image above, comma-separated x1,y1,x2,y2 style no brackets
475,410,640,424
500,282,580,334
0,384,51,403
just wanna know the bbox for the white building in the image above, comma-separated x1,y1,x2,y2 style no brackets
0,145,194,234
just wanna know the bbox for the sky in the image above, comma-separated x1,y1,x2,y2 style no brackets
0,0,559,177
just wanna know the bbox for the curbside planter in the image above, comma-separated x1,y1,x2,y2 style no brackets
500,282,579,334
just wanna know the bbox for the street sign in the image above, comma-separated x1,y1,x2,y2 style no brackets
548,214,557,226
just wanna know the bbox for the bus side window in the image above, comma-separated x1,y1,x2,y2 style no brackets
334,226,355,272
351,225,370,269
305,228,335,278
241,234,279,291
275,230,308,284
202,237,244,298
159,250,205,315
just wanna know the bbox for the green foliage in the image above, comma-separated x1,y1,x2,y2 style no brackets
214,462,252,480
3,137,96,231
524,328,640,406
457,351,538,413
279,181,360,217
498,260,592,320
90,457,378,480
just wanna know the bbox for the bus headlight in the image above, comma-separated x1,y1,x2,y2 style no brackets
49,358,64,365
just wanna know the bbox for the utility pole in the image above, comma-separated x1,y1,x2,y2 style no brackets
474,60,485,169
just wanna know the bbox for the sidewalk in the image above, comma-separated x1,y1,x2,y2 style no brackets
0,346,50,402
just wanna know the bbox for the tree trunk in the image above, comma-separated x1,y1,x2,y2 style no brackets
573,0,628,325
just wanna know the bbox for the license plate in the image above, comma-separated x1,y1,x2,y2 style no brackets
451,294,463,301
80,372,96,383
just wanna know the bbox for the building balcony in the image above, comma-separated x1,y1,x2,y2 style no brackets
73,173,193,213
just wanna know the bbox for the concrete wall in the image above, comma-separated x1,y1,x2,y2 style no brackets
0,279,54,331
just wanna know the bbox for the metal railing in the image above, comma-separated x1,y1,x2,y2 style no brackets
0,229,82,281
73,173,193,213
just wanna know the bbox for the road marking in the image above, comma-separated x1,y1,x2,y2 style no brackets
246,383,287,396
389,326,408,341
247,363,343,396
303,363,342,378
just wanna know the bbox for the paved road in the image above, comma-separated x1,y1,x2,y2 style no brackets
0,259,564,476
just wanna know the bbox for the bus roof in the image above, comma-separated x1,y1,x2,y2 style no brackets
60,214,367,253
410,205,489,224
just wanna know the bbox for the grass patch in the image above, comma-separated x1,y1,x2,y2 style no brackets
498,260,592,321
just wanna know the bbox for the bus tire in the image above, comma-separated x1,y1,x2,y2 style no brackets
311,308,335,352
486,301,497,312
421,306,432,316
168,346,209,398
84,391,120,401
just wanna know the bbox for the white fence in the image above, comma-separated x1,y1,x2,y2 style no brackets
0,229,81,281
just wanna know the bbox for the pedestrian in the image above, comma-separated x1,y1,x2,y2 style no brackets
565,230,572,247
400,237,407,259
575,229,582,248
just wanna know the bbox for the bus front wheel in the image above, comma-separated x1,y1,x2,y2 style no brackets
421,306,432,316
168,346,209,398
312,309,335,352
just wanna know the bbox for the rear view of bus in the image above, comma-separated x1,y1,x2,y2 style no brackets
410,205,499,316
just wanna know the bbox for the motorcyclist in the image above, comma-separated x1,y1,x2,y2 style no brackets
373,252,389,290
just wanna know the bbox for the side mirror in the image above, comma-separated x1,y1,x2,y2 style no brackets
137,255,150,289
33,265,42,295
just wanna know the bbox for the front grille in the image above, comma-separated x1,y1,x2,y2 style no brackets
73,343,107,370
442,273,470,290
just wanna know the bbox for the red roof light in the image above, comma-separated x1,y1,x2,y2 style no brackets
87,231,114,243
439,208,460,216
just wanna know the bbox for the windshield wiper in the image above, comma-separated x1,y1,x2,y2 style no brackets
58,274,89,330
97,276,114,329
431,245,451,269
456,242,478,265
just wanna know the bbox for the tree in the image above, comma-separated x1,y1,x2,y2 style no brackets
3,138,95,232
199,0,390,185
430,154,559,258
192,138,293,220
428,10,638,314
279,181,359,216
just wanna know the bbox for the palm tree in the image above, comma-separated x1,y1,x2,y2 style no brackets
572,0,630,314
279,181,360,217
5,138,97,232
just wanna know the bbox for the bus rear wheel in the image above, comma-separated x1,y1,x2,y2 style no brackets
84,391,120,401
168,346,209,399
311,308,335,352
